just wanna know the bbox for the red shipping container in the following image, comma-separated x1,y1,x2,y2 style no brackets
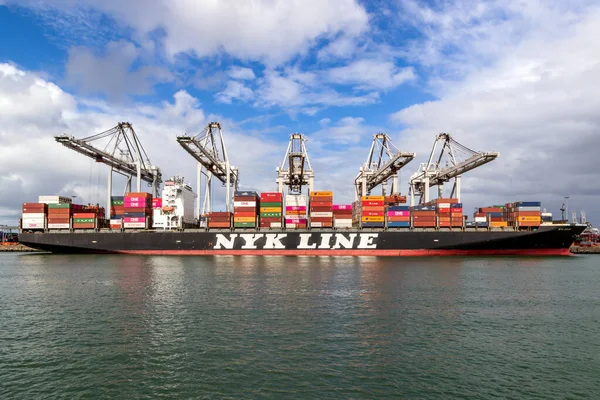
208,222,231,228
361,200,384,206
362,211,384,217
360,206,385,212
73,213,96,218
310,217,333,223
234,211,256,218
260,192,282,201
413,212,436,217
234,206,257,213
234,196,257,202
310,201,332,207
260,217,281,222
387,217,410,222
73,223,95,229
310,195,333,202
126,192,152,198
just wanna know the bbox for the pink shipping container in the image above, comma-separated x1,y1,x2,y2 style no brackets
286,205,307,211
125,196,150,203
285,218,308,224
124,217,145,223
124,201,149,208
152,198,162,208
387,211,410,217
332,205,352,211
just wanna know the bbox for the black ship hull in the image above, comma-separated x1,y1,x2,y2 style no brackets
18,224,585,256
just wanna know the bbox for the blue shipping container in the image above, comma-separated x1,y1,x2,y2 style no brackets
388,206,410,211
235,191,258,197
362,222,385,228
124,212,147,217
451,203,463,208
388,222,410,227
515,201,542,207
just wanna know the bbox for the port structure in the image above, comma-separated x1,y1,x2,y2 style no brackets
354,133,415,200
55,122,162,214
409,133,499,205
176,122,238,216
276,133,314,194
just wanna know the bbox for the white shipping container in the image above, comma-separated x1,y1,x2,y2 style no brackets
48,223,70,229
22,221,44,229
334,223,353,228
437,203,450,209
234,201,256,207
310,222,323,227
310,212,332,217
286,195,307,201
334,218,353,223
38,195,72,204
267,222,282,228
123,222,147,229
23,213,46,219
110,219,122,225
474,217,487,222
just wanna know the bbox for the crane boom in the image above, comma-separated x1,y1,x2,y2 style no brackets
355,133,415,199
409,133,499,205
55,122,162,213
176,122,238,214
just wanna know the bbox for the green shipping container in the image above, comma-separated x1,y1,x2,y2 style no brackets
260,202,282,208
73,218,95,223
111,201,124,206
260,212,281,218
48,203,71,209
234,222,256,228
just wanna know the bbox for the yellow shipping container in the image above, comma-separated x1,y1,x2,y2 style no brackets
260,207,282,213
310,191,333,196
234,217,255,223
490,221,508,227
361,216,384,222
361,196,385,201
519,216,541,222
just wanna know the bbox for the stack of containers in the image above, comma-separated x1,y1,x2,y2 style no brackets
123,192,152,229
475,206,505,227
234,191,259,228
259,192,282,228
541,212,553,223
21,203,47,229
359,196,385,228
110,196,125,229
285,195,308,229
333,205,352,228
73,210,96,229
507,201,541,228
450,202,463,228
434,198,456,228
47,203,76,229
387,205,410,228
412,205,436,228
309,191,333,228
208,212,232,229
472,211,488,227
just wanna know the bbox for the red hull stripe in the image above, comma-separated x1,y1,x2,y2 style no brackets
113,248,573,256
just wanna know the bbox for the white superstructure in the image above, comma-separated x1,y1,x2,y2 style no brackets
153,177,197,229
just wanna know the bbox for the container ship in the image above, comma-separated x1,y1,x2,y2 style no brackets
17,123,586,256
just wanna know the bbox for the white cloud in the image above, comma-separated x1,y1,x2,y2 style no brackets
390,2,600,222
327,59,416,90
19,0,369,65
215,81,254,104
0,63,284,224
65,41,172,101
317,35,358,60
228,66,256,81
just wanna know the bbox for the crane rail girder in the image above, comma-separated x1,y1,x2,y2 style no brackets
54,136,161,184
176,136,237,184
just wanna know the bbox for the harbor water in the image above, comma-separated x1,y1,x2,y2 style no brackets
1,253,599,398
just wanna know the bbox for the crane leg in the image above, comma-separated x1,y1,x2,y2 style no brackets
107,166,112,220
424,177,430,203
196,163,202,219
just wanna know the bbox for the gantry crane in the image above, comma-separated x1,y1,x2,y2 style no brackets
409,133,499,205
354,133,415,200
176,122,238,215
55,122,162,214
276,133,314,194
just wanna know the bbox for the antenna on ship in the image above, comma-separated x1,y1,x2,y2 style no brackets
354,133,415,201
176,122,239,216
276,133,314,195
55,122,162,215
408,133,499,206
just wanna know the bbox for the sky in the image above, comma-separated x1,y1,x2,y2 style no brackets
0,0,599,226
